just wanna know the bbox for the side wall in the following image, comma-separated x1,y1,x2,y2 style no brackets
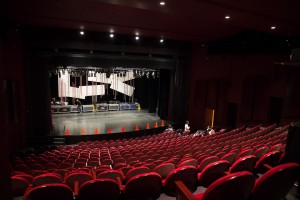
188,44,299,130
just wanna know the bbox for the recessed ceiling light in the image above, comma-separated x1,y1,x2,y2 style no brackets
160,1,165,6
160,39,164,43
225,16,230,19
110,33,114,38
271,26,276,30
80,31,85,35
135,36,139,40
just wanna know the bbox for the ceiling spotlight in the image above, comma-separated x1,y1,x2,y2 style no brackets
271,26,276,30
225,16,230,19
110,33,114,38
160,39,164,43
160,1,165,6
80,31,85,35
135,36,139,40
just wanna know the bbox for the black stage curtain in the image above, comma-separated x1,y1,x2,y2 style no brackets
158,69,171,119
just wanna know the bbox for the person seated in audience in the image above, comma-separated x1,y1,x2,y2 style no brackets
207,126,216,135
165,124,174,132
184,121,190,132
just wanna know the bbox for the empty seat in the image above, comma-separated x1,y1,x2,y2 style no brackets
65,172,93,190
97,170,124,182
124,172,162,199
198,156,219,172
198,160,230,188
32,173,62,187
175,171,255,200
77,179,120,200
163,166,198,196
220,152,236,165
23,183,74,200
255,151,281,173
124,166,150,183
229,155,257,173
250,163,300,200
11,176,30,197
153,163,176,180
178,159,198,168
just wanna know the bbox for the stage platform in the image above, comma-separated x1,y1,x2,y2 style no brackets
51,109,170,136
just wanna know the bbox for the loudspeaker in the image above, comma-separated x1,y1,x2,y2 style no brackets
284,124,300,164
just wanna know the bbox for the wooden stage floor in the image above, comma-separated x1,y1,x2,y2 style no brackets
51,109,170,136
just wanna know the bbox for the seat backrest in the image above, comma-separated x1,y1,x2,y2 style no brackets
229,155,257,173
97,170,124,182
201,171,255,200
124,166,150,183
11,176,30,197
198,156,219,172
251,163,300,200
78,179,120,200
164,166,198,196
253,146,269,158
220,152,236,165
198,160,230,188
65,172,93,189
124,172,162,199
235,149,254,160
23,183,74,200
255,151,281,171
32,173,62,187
153,163,175,179
178,159,198,168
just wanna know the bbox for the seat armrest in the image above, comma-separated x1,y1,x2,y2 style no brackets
263,164,273,170
175,181,197,200
74,181,79,196
116,177,124,191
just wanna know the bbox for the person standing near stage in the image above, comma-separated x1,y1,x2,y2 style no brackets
76,99,82,113
184,120,190,133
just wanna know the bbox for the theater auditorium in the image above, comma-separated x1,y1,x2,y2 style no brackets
1,1,300,199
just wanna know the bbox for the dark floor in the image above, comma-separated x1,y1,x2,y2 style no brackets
51,109,170,136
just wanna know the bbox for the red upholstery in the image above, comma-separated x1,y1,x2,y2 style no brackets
198,160,230,188
251,163,300,200
124,172,162,199
11,176,30,197
65,172,93,190
32,173,62,187
178,159,198,168
255,151,281,172
220,152,236,165
78,179,120,200
198,156,219,172
97,169,124,182
195,171,255,200
163,166,198,196
229,155,257,173
124,166,150,183
153,163,176,179
23,183,74,200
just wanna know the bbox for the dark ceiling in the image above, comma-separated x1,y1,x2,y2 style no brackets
2,0,300,42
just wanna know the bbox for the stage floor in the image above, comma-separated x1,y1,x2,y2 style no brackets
51,109,169,136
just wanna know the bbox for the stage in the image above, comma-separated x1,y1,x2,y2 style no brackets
51,109,169,136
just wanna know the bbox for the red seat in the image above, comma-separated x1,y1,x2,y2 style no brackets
32,173,62,187
124,166,150,183
163,166,198,196
97,170,124,182
178,158,198,168
23,183,74,200
176,171,255,200
220,152,236,165
65,172,93,190
11,176,30,197
124,172,162,199
255,151,281,173
78,179,120,200
229,155,257,173
251,163,300,200
198,156,219,172
198,160,230,188
153,163,175,179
